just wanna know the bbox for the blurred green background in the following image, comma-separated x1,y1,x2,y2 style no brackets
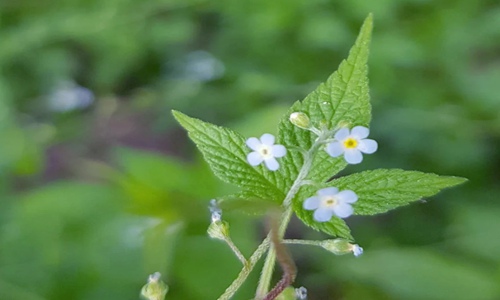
0,0,499,299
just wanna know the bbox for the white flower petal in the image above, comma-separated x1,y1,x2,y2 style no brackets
334,128,350,141
351,126,369,139
358,139,378,154
303,196,320,210
333,203,354,218
272,145,287,157
336,190,358,204
344,149,363,164
260,133,275,146
326,142,344,157
246,137,261,151
352,244,363,257
313,208,334,222
247,152,263,166
317,187,339,197
264,157,279,171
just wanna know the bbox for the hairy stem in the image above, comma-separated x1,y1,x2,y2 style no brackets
218,129,332,300
255,131,330,299
216,237,270,300
263,214,297,300
282,239,322,246
225,237,248,265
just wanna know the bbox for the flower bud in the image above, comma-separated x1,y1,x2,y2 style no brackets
295,286,307,299
275,286,308,300
352,244,363,257
209,199,222,222
140,272,168,300
276,286,298,300
207,220,230,240
211,211,222,223
320,239,363,256
289,112,310,129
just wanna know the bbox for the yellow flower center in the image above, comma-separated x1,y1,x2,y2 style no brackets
343,138,358,149
323,197,337,207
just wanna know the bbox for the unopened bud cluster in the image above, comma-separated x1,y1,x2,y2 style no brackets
295,286,308,299
207,220,230,240
207,199,230,240
276,286,308,300
209,199,222,222
140,272,168,300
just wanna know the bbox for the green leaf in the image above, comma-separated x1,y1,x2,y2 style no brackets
277,14,373,185
292,168,465,238
328,169,467,215
172,110,289,202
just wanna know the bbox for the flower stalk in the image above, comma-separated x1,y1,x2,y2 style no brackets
255,128,332,299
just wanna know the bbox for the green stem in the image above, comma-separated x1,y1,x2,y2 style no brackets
255,130,330,299
217,129,332,300
217,237,270,300
282,239,322,246
225,237,247,265
255,208,294,299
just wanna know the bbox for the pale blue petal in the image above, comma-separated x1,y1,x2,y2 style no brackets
334,128,350,141
336,190,358,204
333,203,354,218
326,142,344,157
247,152,263,166
344,149,363,164
351,126,369,139
358,139,378,154
317,187,338,197
303,196,320,210
264,157,279,171
272,145,287,157
313,208,334,222
246,137,261,151
352,244,363,257
260,133,275,146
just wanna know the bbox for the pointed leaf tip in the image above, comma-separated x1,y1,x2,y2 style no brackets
171,109,182,121
328,169,468,215
278,14,374,187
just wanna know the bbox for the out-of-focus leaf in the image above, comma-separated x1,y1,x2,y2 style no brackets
449,204,500,263
331,248,499,300
232,105,289,137
219,194,281,216
113,147,189,191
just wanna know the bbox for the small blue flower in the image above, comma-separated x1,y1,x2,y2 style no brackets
352,244,363,257
209,199,222,222
326,126,378,164
246,134,287,171
303,187,358,221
